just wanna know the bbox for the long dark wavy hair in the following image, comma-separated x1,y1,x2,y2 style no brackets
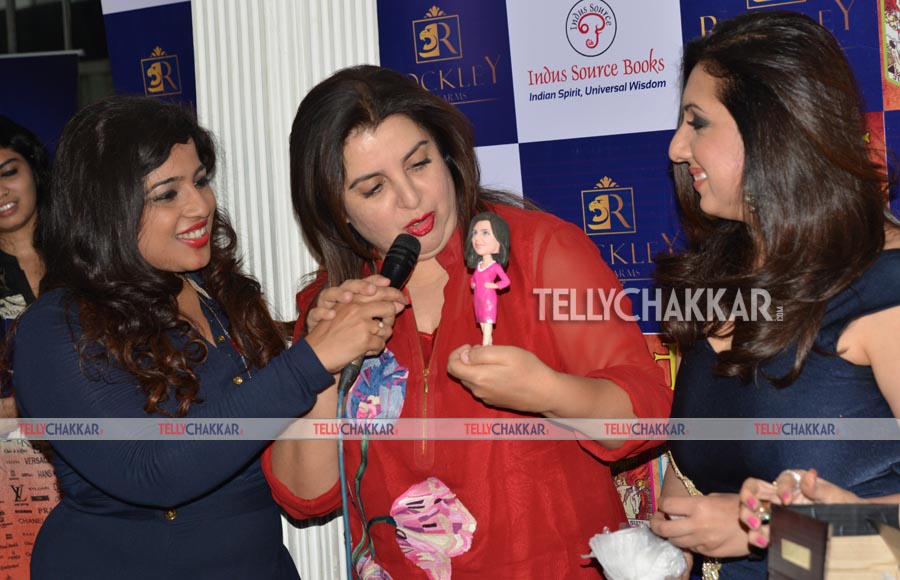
655,11,892,385
0,115,50,249
289,65,527,285
42,96,286,416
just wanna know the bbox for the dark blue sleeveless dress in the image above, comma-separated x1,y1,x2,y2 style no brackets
669,249,900,578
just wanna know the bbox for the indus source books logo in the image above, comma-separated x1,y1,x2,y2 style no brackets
566,0,617,57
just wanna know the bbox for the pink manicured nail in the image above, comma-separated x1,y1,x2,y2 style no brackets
782,492,791,502
747,497,758,510
756,536,769,548
748,516,760,528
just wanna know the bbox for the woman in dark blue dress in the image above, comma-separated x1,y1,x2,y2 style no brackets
649,11,900,579
13,96,405,579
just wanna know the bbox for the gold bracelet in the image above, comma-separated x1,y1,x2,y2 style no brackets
667,451,722,580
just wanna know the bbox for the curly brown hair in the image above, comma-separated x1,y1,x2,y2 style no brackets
43,96,285,416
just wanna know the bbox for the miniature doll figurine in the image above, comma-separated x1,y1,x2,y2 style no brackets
464,212,511,346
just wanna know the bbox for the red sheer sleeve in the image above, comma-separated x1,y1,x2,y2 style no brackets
531,217,672,461
261,443,342,519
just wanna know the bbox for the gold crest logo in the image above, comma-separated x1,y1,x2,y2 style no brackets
141,46,182,97
412,5,463,64
582,176,636,236
746,0,806,9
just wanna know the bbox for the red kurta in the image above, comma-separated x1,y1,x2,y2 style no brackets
263,205,672,579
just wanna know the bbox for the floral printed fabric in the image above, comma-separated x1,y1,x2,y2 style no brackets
390,477,476,580
346,349,407,421
344,352,477,579
355,554,394,580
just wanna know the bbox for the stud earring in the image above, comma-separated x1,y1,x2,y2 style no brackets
744,193,757,212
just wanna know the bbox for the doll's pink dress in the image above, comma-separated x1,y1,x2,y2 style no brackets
470,261,510,323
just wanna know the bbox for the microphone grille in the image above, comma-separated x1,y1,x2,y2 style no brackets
387,233,421,261
382,234,421,288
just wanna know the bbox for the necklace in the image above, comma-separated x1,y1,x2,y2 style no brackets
477,258,494,271
182,275,252,381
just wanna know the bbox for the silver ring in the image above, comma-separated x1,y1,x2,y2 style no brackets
774,470,802,492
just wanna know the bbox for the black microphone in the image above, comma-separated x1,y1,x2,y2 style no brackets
336,234,421,394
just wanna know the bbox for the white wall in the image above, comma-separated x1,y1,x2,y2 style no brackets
191,1,380,578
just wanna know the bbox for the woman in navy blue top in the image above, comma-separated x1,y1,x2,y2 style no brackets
649,11,900,579
13,96,405,579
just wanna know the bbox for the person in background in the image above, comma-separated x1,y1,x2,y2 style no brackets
263,64,673,579
649,10,900,579
0,115,48,418
13,96,402,580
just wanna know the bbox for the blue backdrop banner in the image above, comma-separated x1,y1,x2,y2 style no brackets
377,2,518,146
102,0,196,108
0,51,79,154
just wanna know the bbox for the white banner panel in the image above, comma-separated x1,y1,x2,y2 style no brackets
475,143,523,196
508,0,683,143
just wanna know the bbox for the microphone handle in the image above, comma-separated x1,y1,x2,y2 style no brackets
337,355,363,396
335,233,419,395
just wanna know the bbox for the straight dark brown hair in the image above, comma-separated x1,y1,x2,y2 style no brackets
289,65,527,286
655,11,891,385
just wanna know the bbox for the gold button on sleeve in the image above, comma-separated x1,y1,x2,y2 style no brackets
232,376,243,385
164,509,177,521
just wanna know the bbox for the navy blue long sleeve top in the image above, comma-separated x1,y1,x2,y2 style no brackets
14,288,333,580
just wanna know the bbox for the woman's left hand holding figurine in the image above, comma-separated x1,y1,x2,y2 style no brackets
447,344,557,414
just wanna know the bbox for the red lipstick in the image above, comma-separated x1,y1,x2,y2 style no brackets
405,212,435,237
176,220,211,248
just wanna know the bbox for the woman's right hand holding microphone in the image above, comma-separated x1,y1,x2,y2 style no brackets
304,275,407,373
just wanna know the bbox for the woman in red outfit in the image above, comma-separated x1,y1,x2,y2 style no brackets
263,65,673,579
